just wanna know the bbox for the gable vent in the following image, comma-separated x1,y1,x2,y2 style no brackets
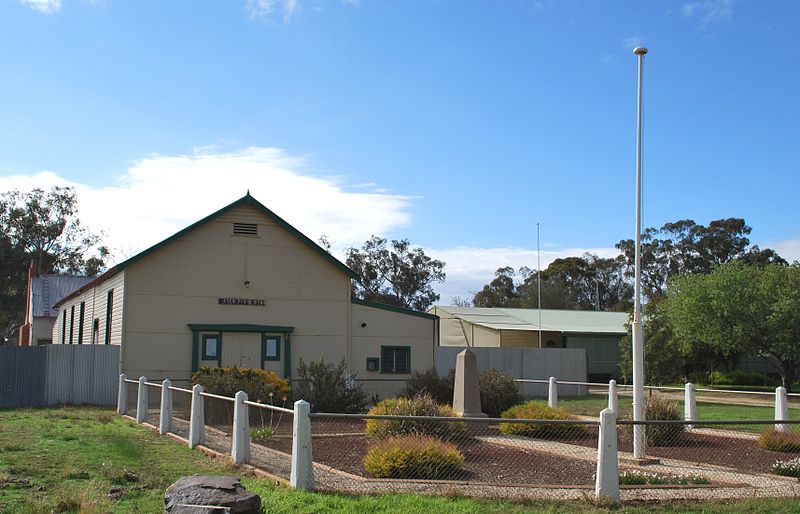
233,222,258,236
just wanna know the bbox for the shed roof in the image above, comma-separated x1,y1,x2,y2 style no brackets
31,275,94,317
431,306,628,334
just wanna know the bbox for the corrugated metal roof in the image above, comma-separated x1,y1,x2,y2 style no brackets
431,306,628,334
31,275,94,317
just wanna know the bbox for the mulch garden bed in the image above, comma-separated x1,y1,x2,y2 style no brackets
256,418,598,486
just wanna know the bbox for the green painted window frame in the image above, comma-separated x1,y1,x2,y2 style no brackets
380,346,411,374
262,335,281,361
61,310,67,344
202,334,220,360
104,289,114,344
69,305,75,344
77,302,85,344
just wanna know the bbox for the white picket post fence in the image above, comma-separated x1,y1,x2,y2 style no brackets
231,391,251,465
548,377,558,408
159,379,173,435
776,386,790,432
595,408,619,502
189,384,205,448
136,376,148,423
291,399,314,490
684,382,696,428
607,379,617,415
117,373,127,415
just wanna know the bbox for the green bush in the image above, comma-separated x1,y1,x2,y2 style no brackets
479,368,519,418
642,395,683,447
191,366,291,403
401,368,453,405
759,430,800,453
363,435,464,479
294,358,368,413
708,370,768,387
499,401,589,439
366,394,463,439
770,457,800,477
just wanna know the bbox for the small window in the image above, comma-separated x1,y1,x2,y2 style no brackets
233,222,258,236
202,335,219,360
263,336,280,361
77,302,85,344
381,346,410,374
61,310,67,344
105,289,114,344
69,305,75,344
366,357,379,372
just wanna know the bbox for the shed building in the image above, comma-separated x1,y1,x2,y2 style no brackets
52,194,437,398
429,306,627,381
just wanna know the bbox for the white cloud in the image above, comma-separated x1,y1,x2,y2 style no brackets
680,0,733,27
623,35,646,50
426,245,621,305
245,0,301,22
770,238,800,264
19,0,61,14
0,146,413,265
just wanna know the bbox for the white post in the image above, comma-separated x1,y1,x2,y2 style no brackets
548,377,558,408
117,373,127,416
136,376,148,423
159,379,172,435
595,408,620,502
189,384,205,448
231,391,251,464
775,386,789,433
684,382,696,428
608,379,618,415
631,46,649,460
291,399,314,490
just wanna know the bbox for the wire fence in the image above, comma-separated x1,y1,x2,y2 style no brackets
117,375,800,502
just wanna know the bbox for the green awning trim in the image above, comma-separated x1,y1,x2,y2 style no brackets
188,324,294,333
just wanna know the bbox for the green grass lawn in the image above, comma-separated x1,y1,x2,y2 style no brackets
2,407,800,513
555,396,800,433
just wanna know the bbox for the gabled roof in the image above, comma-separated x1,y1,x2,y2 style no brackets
56,193,359,306
431,306,628,334
32,275,94,316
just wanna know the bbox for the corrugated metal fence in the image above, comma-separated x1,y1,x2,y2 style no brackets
436,347,588,396
0,345,119,408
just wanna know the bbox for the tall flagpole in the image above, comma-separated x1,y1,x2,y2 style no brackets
537,222,542,347
632,46,648,459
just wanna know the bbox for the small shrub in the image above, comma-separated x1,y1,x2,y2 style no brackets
55,498,81,512
191,367,291,403
402,368,453,405
642,395,683,447
759,429,800,453
708,370,766,387
251,426,274,441
770,457,800,477
366,394,464,439
618,470,710,485
294,358,368,413
363,435,464,479
499,401,589,439
479,368,519,418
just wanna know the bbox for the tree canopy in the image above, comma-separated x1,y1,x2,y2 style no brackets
346,236,445,312
0,187,106,340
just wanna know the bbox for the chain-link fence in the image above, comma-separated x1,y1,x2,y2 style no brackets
117,374,800,502
306,412,600,496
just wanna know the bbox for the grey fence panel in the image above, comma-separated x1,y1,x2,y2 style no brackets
436,346,588,397
0,346,48,408
0,345,118,407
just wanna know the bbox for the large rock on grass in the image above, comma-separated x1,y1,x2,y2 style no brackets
164,476,261,513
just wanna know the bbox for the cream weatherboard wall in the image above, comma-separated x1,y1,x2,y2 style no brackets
121,204,351,384
349,301,437,400
52,271,125,349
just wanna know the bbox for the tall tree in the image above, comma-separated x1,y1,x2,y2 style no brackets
0,187,106,341
664,262,800,390
346,236,445,312
472,267,521,308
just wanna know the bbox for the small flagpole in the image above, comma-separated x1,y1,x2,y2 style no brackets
537,222,542,347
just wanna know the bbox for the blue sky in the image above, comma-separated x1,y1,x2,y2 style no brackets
1,0,798,302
